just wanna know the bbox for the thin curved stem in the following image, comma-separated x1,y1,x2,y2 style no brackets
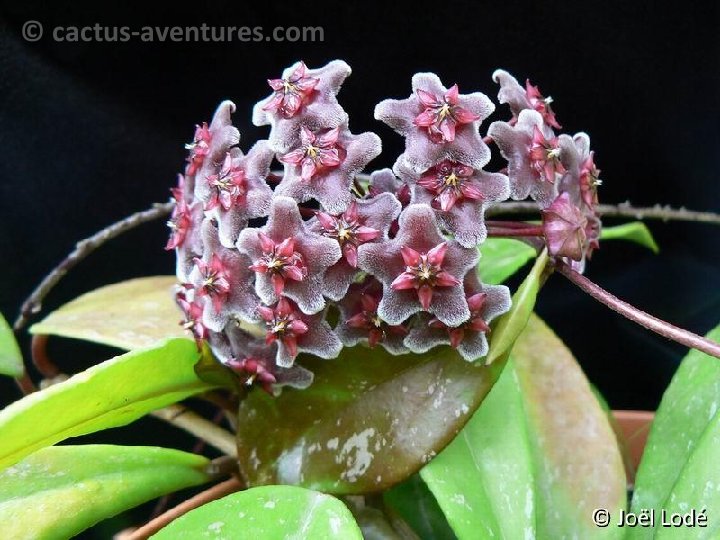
13,202,174,331
119,477,243,540
555,261,720,359
487,201,720,224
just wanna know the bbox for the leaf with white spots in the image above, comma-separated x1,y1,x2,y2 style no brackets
150,485,362,539
629,322,720,540
236,252,548,494
0,445,211,540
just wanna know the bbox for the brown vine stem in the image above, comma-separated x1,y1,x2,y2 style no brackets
119,477,244,540
555,261,720,359
150,404,237,457
487,201,720,224
13,201,174,332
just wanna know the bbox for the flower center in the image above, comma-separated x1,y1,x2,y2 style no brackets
443,172,459,187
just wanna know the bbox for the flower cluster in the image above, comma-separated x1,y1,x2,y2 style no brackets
488,70,602,270
168,60,601,393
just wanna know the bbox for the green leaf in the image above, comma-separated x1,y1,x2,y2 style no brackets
29,276,187,350
0,311,24,378
422,316,626,540
478,238,537,285
653,412,720,540
600,222,659,253
151,485,363,539
235,253,548,494
384,474,456,540
629,323,720,540
237,345,499,494
0,338,213,470
420,356,534,539
484,248,548,366
0,445,211,540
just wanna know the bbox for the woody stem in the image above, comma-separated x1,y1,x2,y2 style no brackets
555,261,720,359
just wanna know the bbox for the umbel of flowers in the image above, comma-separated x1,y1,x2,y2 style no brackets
167,60,602,393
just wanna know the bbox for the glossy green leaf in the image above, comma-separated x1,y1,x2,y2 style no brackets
0,338,213,470
653,412,720,540
478,237,537,285
0,311,24,378
601,221,659,253
484,248,548,365
511,316,625,539
29,276,186,350
422,316,625,540
151,485,363,539
0,445,211,540
629,323,720,540
384,474,456,540
235,253,548,494
420,356,533,539
237,345,499,494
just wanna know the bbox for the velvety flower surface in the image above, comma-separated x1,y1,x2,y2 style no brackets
253,60,352,153
258,297,342,367
492,69,561,129
375,73,494,173
399,160,510,248
210,324,314,393
310,193,401,301
195,141,274,247
237,196,341,314
188,220,259,332
336,279,408,354
358,205,478,326
488,109,560,208
276,127,381,213
405,279,511,361
175,290,208,345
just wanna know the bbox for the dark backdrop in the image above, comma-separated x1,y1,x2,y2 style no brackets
1,0,719,412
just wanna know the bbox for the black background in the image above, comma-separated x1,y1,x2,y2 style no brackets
1,0,719,415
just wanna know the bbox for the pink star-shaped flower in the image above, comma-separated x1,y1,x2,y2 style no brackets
414,84,481,143
375,72,494,174
276,127,381,214
262,61,320,119
279,126,342,181
400,160,510,248
253,60,352,153
358,205,478,326
185,122,211,176
186,101,240,179
529,125,566,183
488,109,562,208
248,233,308,296
175,290,208,346
310,193,401,301
209,325,314,393
166,175,194,251
204,153,247,212
336,279,408,354
405,276,511,361
195,141,275,248
492,69,562,130
237,196,341,314
188,220,259,332
257,297,342,367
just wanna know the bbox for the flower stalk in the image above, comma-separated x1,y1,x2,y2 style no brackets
555,261,720,359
